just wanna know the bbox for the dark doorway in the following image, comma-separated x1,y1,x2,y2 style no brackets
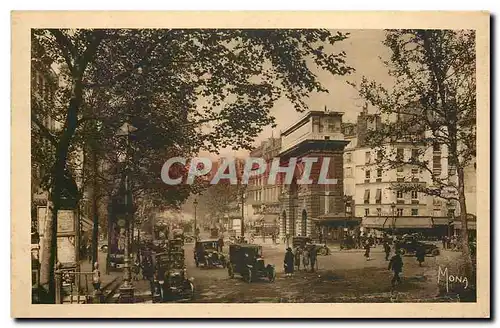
302,209,307,236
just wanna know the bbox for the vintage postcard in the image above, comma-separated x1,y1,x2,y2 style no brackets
11,11,490,318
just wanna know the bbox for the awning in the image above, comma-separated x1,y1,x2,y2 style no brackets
453,221,476,230
432,217,454,226
393,217,433,229
254,214,279,224
313,215,361,225
361,217,389,228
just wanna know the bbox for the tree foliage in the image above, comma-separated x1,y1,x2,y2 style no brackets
31,28,354,301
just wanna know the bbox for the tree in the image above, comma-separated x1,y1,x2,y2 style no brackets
32,28,354,302
350,29,476,276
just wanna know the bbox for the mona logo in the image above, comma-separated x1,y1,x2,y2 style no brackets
437,266,469,293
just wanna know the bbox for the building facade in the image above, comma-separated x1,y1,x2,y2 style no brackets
278,110,353,242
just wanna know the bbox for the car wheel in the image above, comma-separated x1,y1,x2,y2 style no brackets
399,248,406,256
100,245,108,252
318,247,327,256
432,249,440,256
228,265,234,278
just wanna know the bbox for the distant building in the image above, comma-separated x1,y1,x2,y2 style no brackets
246,137,282,236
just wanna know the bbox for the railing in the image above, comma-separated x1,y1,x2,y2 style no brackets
55,268,102,304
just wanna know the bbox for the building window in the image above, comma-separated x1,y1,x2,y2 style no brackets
397,148,404,160
411,190,418,199
377,150,383,162
364,189,370,204
433,154,442,175
365,208,369,216
375,189,382,204
396,177,405,182
365,170,370,179
319,124,324,133
396,208,403,216
345,167,352,178
397,191,403,199
377,208,382,216
365,151,371,164
433,143,441,152
377,169,382,178
411,167,419,174
345,152,352,163
411,149,419,161
411,209,419,216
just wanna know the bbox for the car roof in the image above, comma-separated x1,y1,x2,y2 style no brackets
198,239,219,243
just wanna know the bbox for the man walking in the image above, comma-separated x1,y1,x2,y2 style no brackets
415,245,426,267
294,247,302,271
284,247,294,277
388,249,403,288
364,240,371,261
309,244,317,272
383,240,391,261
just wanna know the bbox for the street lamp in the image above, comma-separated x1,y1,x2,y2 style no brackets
116,121,137,303
193,198,198,240
391,202,396,234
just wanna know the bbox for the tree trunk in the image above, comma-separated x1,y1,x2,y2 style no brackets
39,187,60,303
457,166,473,278
90,145,99,270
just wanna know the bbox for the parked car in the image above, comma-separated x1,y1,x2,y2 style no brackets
194,239,227,268
227,243,276,283
396,239,440,256
292,236,330,256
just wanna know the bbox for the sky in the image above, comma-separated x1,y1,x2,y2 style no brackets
198,29,394,160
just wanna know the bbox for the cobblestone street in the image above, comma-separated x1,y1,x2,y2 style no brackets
113,242,467,303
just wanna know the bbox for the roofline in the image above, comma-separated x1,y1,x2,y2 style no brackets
281,110,344,137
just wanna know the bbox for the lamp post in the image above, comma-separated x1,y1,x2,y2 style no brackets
116,121,137,303
391,202,396,234
193,198,198,240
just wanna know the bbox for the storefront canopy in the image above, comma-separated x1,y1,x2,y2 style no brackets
393,217,433,229
361,217,389,229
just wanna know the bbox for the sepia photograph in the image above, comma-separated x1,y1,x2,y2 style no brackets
11,11,490,318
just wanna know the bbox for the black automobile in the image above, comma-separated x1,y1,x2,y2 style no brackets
194,239,226,268
227,244,276,283
396,238,440,256
292,236,330,256
152,241,194,302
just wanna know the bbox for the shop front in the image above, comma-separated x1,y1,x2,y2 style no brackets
312,215,361,244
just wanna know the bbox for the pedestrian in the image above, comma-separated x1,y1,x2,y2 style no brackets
364,240,371,261
309,244,317,272
383,240,391,261
284,247,294,277
302,247,310,269
442,236,447,250
388,249,403,288
92,262,101,292
415,245,425,267
218,235,224,252
294,247,302,271
318,230,324,244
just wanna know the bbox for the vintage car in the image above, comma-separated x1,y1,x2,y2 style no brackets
227,244,276,283
292,236,330,256
396,238,440,256
194,239,226,268
152,240,194,302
